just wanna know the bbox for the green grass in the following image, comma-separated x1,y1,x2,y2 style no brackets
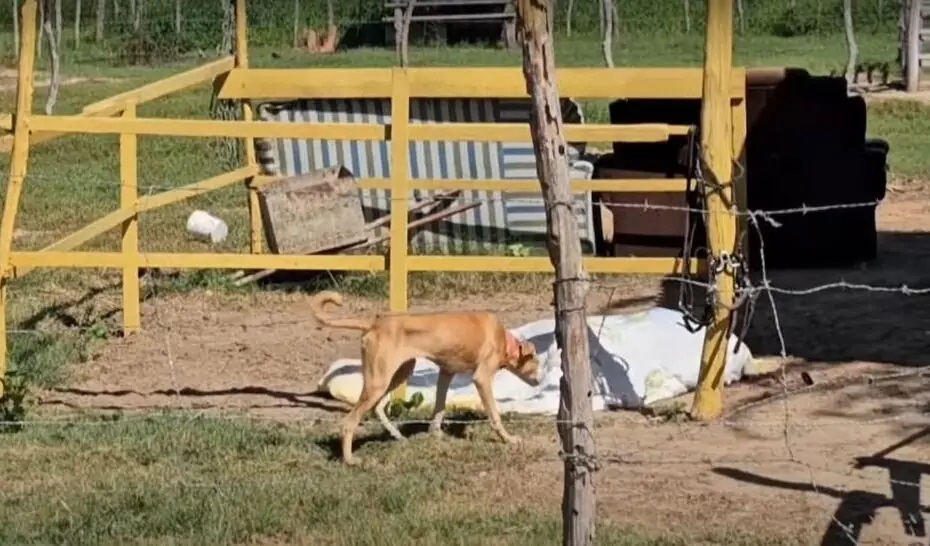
0,413,799,546
0,34,926,544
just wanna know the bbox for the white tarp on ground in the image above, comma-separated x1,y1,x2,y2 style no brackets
318,307,760,414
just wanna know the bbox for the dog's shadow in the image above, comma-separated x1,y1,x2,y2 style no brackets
313,410,482,461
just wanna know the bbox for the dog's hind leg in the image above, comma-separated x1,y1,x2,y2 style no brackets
373,358,416,442
341,379,387,466
341,340,392,465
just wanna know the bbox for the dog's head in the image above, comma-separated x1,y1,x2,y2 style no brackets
504,334,542,387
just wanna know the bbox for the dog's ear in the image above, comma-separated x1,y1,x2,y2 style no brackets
504,332,523,361
518,339,535,358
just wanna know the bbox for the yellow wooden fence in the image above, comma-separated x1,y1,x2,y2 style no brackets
0,0,744,416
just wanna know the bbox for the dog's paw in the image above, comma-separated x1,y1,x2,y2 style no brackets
343,455,361,466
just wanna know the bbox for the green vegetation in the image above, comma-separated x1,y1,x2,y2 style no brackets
0,413,802,545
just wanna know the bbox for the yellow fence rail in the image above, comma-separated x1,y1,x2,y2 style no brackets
0,0,746,405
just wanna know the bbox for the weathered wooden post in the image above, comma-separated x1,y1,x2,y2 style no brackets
690,0,738,421
514,1,596,544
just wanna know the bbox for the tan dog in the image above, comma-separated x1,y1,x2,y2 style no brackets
310,290,541,465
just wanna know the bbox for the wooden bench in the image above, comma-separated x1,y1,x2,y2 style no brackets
384,0,516,49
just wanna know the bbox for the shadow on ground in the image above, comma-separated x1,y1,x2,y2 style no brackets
655,230,930,369
713,427,930,545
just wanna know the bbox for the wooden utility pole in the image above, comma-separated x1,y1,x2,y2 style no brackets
514,1,596,545
690,0,737,421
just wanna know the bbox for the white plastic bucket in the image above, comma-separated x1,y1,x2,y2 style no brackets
186,210,228,244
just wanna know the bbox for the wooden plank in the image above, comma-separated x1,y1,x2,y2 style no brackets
11,251,385,271
28,115,387,140
10,250,702,275
408,255,701,274
254,175,691,193
120,102,141,335
408,122,690,142
215,67,746,100
381,13,514,22
386,0,509,6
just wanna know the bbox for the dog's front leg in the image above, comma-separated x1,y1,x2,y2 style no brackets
429,370,454,436
473,372,520,445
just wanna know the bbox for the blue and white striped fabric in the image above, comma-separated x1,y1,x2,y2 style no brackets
254,97,595,253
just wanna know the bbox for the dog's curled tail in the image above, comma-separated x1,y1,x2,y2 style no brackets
309,290,373,331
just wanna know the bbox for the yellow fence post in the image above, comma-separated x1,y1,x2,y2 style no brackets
120,101,141,335
691,0,737,421
389,67,411,401
233,0,261,254
0,0,38,398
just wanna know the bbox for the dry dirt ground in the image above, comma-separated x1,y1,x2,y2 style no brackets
36,186,930,545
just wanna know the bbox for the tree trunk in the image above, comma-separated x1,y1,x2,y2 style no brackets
42,0,61,115
905,0,921,92
565,0,573,36
54,0,61,48
37,0,44,57
397,0,415,67
74,0,82,47
736,0,745,34
95,0,105,41
843,0,858,86
12,0,19,59
601,0,614,67
292,0,300,48
112,0,119,20
514,1,597,545
611,1,619,39
132,0,142,31
684,0,691,33
326,0,334,27
174,0,181,35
